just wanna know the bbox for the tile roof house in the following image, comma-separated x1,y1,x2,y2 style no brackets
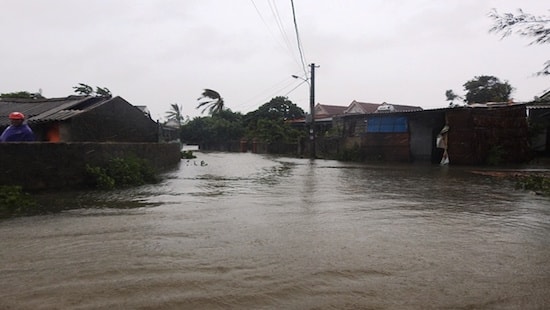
0,95,158,142
314,104,348,119
343,100,423,114
298,101,423,122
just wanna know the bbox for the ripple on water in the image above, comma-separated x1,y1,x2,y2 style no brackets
1,152,549,309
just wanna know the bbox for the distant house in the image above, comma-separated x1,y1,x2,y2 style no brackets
335,101,423,138
0,95,159,142
292,101,422,132
343,100,423,115
343,100,380,114
288,103,348,133
162,118,181,142
314,104,348,119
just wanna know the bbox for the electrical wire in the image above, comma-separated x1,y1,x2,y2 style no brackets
250,0,301,67
284,79,308,97
232,70,309,112
268,0,294,52
245,0,311,111
290,0,308,78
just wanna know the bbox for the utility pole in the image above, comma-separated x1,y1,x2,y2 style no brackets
309,63,318,159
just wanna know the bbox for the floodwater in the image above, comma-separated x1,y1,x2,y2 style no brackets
1,152,549,309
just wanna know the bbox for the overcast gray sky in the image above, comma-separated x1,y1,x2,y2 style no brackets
1,0,548,120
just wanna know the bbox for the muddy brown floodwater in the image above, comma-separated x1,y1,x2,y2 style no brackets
1,152,549,309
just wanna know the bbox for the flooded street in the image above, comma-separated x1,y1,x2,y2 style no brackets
1,152,549,309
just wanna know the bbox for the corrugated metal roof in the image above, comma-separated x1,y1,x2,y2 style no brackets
0,95,108,126
526,104,550,110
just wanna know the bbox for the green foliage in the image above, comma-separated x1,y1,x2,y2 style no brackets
489,9,550,75
182,96,304,147
181,150,196,159
445,89,462,104
85,165,115,189
73,83,112,98
324,124,343,137
181,110,244,145
197,89,224,115
243,96,305,144
166,103,185,127
0,186,38,218
85,157,158,190
246,96,305,122
215,109,243,122
463,75,513,103
251,118,303,144
0,91,44,100
515,175,550,196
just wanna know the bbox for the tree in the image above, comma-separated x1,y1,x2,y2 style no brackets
73,83,93,95
244,97,305,144
196,89,224,114
251,118,303,144
463,75,513,103
0,91,44,100
73,83,112,98
489,9,550,75
250,96,305,121
180,110,244,147
165,103,185,127
445,89,462,105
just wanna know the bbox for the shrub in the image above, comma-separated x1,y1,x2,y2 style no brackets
181,150,196,159
0,186,38,218
86,156,158,190
515,175,550,196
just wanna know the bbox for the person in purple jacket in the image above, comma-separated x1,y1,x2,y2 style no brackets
0,112,35,142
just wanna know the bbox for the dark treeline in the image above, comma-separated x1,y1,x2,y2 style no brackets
179,96,306,150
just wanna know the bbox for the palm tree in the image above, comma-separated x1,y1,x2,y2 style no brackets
197,89,224,114
165,103,184,127
72,83,112,98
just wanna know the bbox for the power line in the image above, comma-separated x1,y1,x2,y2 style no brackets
233,72,305,112
250,0,301,67
268,0,294,52
290,0,308,78
283,79,308,97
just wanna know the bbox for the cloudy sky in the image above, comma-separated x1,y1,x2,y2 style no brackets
1,1,548,120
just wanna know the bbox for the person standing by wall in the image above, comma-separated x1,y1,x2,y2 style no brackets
0,112,35,142
436,125,449,165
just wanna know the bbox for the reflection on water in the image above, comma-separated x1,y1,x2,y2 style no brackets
1,152,549,309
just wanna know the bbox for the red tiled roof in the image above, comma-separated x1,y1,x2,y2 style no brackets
345,101,380,114
345,100,423,114
315,104,347,118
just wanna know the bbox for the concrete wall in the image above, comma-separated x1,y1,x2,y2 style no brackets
0,142,181,190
